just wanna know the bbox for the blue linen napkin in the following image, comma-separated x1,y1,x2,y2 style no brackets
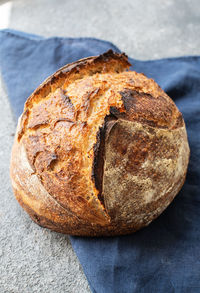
1,29,200,293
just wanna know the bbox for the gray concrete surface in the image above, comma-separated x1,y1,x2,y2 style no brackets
6,0,200,60
0,0,200,292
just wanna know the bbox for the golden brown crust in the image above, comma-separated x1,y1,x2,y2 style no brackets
10,50,190,236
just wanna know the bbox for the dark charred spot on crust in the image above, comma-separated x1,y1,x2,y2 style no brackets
118,89,182,129
110,106,121,118
50,71,65,85
94,49,130,65
33,213,41,223
57,71,65,79
33,82,51,98
110,90,141,120
120,89,151,112
50,75,57,85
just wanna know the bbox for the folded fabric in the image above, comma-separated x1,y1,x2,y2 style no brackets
1,29,200,293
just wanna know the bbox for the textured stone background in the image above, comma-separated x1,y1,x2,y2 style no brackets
0,0,199,292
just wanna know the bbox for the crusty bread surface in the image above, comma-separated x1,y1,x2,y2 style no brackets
10,50,190,236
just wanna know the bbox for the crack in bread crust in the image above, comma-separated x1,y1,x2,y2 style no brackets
10,50,190,235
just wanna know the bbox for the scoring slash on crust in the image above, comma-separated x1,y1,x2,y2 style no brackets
10,50,190,236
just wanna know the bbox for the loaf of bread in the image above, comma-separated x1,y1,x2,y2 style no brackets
10,50,190,236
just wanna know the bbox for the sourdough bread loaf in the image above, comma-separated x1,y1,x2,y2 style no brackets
10,50,190,236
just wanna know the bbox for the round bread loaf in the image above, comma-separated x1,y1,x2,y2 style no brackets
10,50,190,236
